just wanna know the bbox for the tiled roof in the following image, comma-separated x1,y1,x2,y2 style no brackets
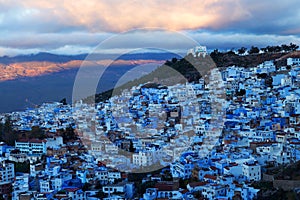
64,187,80,192
188,182,207,187
204,174,217,180
155,181,174,191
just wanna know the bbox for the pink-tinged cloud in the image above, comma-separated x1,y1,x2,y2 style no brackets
1,0,300,56
15,0,251,32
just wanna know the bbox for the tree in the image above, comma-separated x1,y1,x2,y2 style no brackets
2,117,18,146
82,183,91,191
29,126,45,139
227,49,236,55
161,169,172,181
236,89,246,96
14,161,30,173
260,47,268,53
273,45,282,52
210,49,220,57
171,57,178,63
248,46,260,54
60,98,67,105
179,178,189,189
3,116,13,133
135,181,156,196
61,125,76,142
281,44,290,52
289,43,299,51
165,60,172,66
237,47,247,55
95,190,106,198
266,45,275,53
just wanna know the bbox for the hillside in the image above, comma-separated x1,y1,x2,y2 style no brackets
211,52,287,68
91,51,300,103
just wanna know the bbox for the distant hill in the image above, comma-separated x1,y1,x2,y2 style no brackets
0,52,181,81
0,53,88,64
0,51,182,112
0,52,180,64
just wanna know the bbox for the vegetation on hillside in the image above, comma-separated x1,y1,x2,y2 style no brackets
84,43,299,104
0,116,18,146
0,116,78,145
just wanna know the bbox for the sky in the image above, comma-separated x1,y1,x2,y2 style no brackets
1,0,300,56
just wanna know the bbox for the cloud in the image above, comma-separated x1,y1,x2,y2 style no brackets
0,0,300,55
1,30,299,57
1,0,298,35
0,0,252,33
0,32,111,49
0,29,199,56
187,31,300,50
220,0,300,35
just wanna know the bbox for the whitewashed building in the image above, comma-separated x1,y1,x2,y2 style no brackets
0,162,15,183
287,57,300,66
15,139,47,155
242,161,261,181
187,46,207,57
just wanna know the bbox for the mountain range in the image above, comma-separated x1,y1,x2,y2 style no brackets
0,52,180,112
0,52,180,82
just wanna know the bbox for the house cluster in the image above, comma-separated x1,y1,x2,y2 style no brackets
0,143,135,200
0,56,300,199
7,102,75,132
